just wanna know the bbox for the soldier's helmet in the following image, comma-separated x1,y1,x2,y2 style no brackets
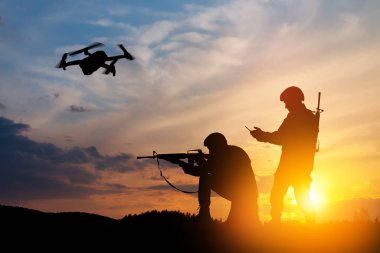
204,132,228,148
280,86,304,102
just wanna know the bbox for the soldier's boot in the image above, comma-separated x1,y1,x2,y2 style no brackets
196,206,212,223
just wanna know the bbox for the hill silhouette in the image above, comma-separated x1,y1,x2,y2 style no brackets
1,204,379,252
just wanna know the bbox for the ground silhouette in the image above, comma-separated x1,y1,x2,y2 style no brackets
1,204,379,252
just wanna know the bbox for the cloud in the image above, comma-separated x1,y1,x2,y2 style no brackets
87,18,136,32
0,117,144,201
0,102,6,109
138,20,180,45
39,92,60,100
95,153,136,172
68,104,91,112
64,135,73,142
0,117,29,135
147,183,198,192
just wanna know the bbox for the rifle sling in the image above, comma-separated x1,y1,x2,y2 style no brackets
154,151,198,194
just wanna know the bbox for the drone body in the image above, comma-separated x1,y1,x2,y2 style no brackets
79,51,108,75
56,42,134,76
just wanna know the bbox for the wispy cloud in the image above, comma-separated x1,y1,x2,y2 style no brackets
68,104,91,112
3,0,379,157
87,18,136,33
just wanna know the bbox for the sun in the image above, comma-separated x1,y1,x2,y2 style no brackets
310,187,321,204
309,183,326,209
289,183,326,210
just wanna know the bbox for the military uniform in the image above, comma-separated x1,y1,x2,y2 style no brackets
255,104,318,222
183,133,259,226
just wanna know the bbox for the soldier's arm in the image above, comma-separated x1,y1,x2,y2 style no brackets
165,157,202,176
251,119,287,145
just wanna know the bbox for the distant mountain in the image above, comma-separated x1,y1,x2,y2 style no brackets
318,198,380,222
1,204,379,252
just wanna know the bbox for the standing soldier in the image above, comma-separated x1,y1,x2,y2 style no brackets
250,86,319,224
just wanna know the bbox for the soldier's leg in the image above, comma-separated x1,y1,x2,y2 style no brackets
293,177,315,223
202,176,235,222
198,174,211,207
270,173,290,223
197,174,211,221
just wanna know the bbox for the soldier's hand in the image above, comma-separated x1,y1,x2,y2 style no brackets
182,164,191,174
194,156,206,166
180,162,195,175
250,127,265,141
182,164,200,176
250,127,261,136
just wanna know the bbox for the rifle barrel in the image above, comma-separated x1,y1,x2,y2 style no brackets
137,152,209,160
137,156,155,159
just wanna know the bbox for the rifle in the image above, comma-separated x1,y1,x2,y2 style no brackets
315,92,324,152
137,150,209,193
138,149,208,164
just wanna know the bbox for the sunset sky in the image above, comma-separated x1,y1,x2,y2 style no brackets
1,0,379,223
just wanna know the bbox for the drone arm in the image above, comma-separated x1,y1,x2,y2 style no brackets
102,60,117,76
65,60,82,66
118,44,135,60
56,54,82,70
106,55,124,61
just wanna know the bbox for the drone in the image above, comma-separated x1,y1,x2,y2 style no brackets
56,42,135,76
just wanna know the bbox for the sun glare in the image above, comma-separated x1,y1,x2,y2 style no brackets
289,183,326,210
309,187,323,207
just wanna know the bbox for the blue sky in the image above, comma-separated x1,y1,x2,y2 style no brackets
1,0,380,222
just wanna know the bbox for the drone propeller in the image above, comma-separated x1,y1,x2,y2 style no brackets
68,42,104,56
55,53,68,70
118,44,135,60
